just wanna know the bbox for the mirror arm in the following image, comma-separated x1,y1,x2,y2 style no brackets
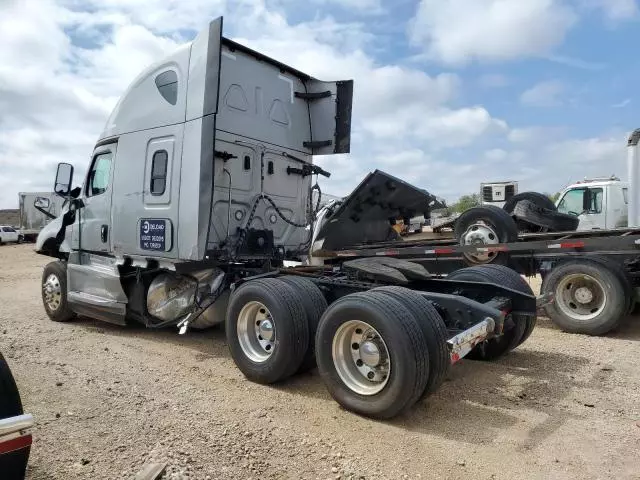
34,205,56,219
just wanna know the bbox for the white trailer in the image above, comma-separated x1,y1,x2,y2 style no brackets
18,192,65,242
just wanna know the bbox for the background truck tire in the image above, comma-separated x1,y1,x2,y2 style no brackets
447,264,534,359
225,278,309,384
587,257,633,314
513,200,579,232
541,260,627,335
279,276,328,373
503,192,556,214
454,205,518,266
372,286,449,399
0,352,30,480
0,353,24,419
41,261,75,322
315,290,429,419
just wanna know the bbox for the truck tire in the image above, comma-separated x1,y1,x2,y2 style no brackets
41,261,75,322
454,205,518,266
279,276,328,373
503,192,556,214
541,260,627,335
447,265,533,359
372,286,449,399
513,200,579,232
315,290,429,419
587,257,633,314
0,353,23,419
0,352,30,480
225,278,309,384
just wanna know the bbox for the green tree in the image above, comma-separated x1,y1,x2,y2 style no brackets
451,193,481,213
548,192,560,202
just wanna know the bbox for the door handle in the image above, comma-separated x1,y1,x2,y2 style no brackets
101,225,108,243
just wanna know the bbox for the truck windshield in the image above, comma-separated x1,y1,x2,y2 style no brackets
557,189,584,215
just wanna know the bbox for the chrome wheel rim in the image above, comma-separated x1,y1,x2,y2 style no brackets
43,273,62,311
237,301,275,363
332,320,391,396
556,273,607,321
461,221,499,263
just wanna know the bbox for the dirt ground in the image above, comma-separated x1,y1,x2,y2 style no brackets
1,244,639,480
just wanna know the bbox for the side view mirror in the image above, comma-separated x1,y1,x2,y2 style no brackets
34,197,50,209
54,163,74,197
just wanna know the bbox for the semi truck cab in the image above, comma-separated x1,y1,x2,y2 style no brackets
555,177,628,230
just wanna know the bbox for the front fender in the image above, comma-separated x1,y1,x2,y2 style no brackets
35,206,72,257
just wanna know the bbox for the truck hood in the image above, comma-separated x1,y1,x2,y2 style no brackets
313,170,446,251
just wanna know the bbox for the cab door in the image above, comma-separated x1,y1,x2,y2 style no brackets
73,143,116,253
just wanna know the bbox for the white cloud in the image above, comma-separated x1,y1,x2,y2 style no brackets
409,0,577,65
508,126,567,143
311,0,385,15
484,149,508,161
520,80,565,107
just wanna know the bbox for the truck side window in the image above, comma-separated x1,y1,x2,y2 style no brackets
589,188,603,213
150,150,168,195
155,70,178,105
87,152,113,197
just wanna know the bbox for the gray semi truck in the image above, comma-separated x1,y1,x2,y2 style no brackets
34,16,541,419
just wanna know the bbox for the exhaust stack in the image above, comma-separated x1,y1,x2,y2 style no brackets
627,129,640,227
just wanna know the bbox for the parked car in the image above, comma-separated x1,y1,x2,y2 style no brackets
0,352,33,479
0,226,21,245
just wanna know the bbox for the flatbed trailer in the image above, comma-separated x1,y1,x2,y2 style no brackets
313,227,640,336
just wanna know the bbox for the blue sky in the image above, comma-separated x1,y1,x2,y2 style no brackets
0,0,638,208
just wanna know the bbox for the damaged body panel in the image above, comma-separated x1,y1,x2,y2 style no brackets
312,170,446,251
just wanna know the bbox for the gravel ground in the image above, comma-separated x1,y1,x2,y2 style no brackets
1,244,639,480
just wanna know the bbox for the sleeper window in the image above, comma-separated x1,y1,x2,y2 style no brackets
87,152,113,197
155,70,178,105
151,150,168,195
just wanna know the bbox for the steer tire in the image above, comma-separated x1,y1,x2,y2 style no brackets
513,200,579,232
279,276,328,373
541,260,626,335
315,290,429,419
226,278,309,384
372,286,449,399
42,261,75,322
447,265,534,359
454,205,518,266
503,192,556,214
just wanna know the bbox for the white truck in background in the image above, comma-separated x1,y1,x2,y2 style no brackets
554,176,628,230
18,192,65,242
